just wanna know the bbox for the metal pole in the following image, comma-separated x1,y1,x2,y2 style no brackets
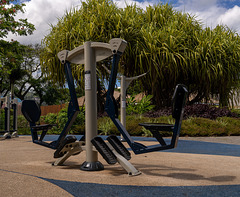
10,98,18,137
6,95,10,133
120,76,126,141
119,73,148,141
12,99,17,131
120,75,126,128
81,41,104,171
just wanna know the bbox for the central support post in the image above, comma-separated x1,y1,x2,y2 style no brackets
81,42,104,171
58,38,127,171
120,75,127,128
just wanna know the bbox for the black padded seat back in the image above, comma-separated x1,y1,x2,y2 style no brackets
21,100,41,124
172,84,188,120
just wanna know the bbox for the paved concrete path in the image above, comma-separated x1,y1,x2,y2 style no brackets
0,136,240,196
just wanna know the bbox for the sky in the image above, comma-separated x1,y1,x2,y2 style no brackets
5,0,240,45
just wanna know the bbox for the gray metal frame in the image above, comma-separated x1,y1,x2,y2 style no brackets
0,94,18,139
58,38,128,171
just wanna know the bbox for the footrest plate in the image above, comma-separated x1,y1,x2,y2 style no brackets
91,137,117,165
107,135,131,160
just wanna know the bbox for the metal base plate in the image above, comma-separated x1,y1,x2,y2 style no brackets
80,161,104,171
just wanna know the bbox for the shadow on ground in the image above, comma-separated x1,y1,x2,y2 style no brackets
1,168,239,197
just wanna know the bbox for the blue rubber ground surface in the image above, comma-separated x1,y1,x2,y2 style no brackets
32,135,240,196
45,179,240,197
1,167,239,197
43,135,240,157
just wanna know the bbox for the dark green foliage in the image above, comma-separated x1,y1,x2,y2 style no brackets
126,94,155,115
44,106,85,134
0,40,26,93
184,104,238,119
16,112,240,137
145,104,238,119
16,115,29,134
44,113,57,125
97,116,145,136
97,115,240,137
127,80,144,96
181,117,240,137
0,0,35,96
230,109,240,117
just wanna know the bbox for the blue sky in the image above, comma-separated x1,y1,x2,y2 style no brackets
168,0,240,9
6,0,240,45
136,0,240,9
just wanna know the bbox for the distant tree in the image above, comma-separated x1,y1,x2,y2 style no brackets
0,0,35,96
12,44,41,100
0,40,27,97
0,0,35,38
41,84,69,105
13,44,75,105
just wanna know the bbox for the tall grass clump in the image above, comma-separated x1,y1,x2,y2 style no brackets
41,0,240,108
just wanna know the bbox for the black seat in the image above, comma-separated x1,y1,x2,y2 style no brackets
21,100,56,146
21,62,80,150
139,84,188,148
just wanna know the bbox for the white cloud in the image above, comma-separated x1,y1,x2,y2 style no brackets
217,5,240,32
113,0,153,9
6,0,154,45
178,0,218,11
176,0,240,34
5,0,240,45
6,0,82,44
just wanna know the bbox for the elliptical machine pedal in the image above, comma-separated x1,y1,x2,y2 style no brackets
54,136,77,158
91,137,117,165
52,136,83,166
107,135,131,160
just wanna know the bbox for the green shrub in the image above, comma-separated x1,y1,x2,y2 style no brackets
56,110,68,132
126,96,137,115
231,109,240,117
98,117,115,135
17,115,30,135
44,113,57,125
137,95,155,114
181,117,240,136
43,106,85,134
97,115,240,137
126,95,155,115
16,102,240,137
71,108,85,134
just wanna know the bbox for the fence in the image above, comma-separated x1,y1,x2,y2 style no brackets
17,96,86,117
40,104,66,116
17,103,66,116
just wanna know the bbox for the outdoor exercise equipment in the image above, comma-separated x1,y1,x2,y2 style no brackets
57,38,140,175
21,61,80,149
105,55,188,154
0,94,18,139
119,74,147,136
102,64,148,141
